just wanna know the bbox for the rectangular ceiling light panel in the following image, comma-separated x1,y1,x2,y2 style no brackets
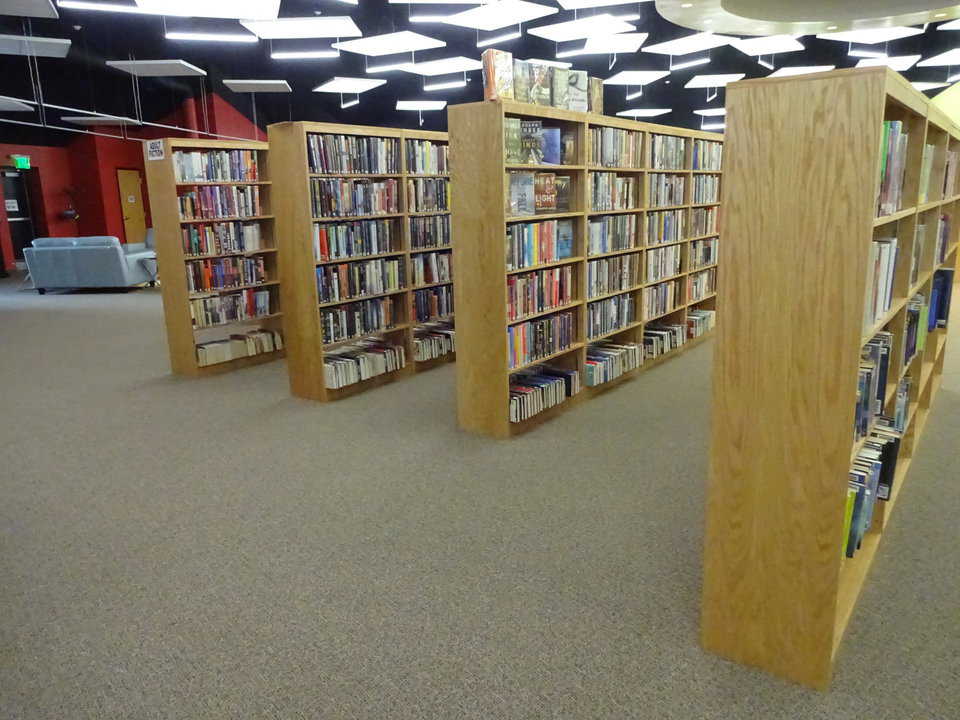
0,33,70,57
730,34,803,56
223,79,291,92
693,107,726,116
527,14,634,42
402,55,482,76
106,59,206,76
239,17,361,39
856,54,921,71
314,76,387,93
135,0,279,19
642,32,733,56
684,73,745,88
558,0,647,8
2,0,58,18
816,27,924,44
0,95,35,111
603,70,669,86
767,65,836,77
444,0,557,31
918,48,960,66
617,108,671,117
581,32,647,54
396,100,447,110
333,31,445,56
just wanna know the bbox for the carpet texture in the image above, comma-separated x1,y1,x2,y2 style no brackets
0,277,957,719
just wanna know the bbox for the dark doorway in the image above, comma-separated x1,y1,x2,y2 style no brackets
2,167,36,260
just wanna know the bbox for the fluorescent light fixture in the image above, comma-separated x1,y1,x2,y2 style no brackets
271,49,339,60
444,0,557,32
223,79,291,93
388,0,480,3
333,31,445,56
106,58,205,76
848,48,886,58
918,48,960,66
57,1,158,15
617,108,671,117
556,45,588,59
423,78,467,91
61,114,139,126
581,32,647,54
625,89,643,100
402,55,482,76
396,100,447,110
950,71,960,82
937,18,960,30
4,0,58,19
671,56,710,70
476,30,521,47
684,73,745,88
603,70,669,86
0,33,70,57
524,58,571,68
856,55,921,71
341,97,359,108
557,0,643,8
694,107,726,116
767,65,835,77
643,32,733,56
730,34,803,57
409,14,451,22
912,81,950,91
239,17,361,39
701,122,725,130
816,27,924,44
135,0,279,19
0,95,35,111
527,14,634,42
165,31,258,43
365,61,415,73
313,76,387,94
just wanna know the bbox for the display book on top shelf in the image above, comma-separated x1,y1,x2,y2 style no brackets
449,99,723,438
701,66,959,691
267,121,454,401
143,137,284,376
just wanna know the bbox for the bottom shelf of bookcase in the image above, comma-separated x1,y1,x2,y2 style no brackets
413,352,456,372
325,364,413,400
190,349,285,377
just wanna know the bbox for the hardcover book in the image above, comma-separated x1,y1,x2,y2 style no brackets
534,173,557,212
520,120,544,164
556,219,574,257
482,48,514,101
504,117,523,164
530,63,552,106
513,60,531,103
567,71,588,112
561,130,577,165
509,172,536,216
552,68,570,109
542,127,561,165
589,77,604,114
555,175,571,212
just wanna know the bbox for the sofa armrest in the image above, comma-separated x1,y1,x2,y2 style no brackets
124,242,147,253
124,250,158,283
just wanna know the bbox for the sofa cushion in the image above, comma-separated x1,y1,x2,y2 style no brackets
74,236,121,247
33,237,77,248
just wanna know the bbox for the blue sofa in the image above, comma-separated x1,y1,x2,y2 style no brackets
22,236,157,293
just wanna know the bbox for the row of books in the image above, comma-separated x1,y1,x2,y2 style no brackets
893,376,911,432
648,209,685,245
414,285,453,322
407,139,449,175
944,149,959,198
407,178,450,213
173,149,259,183
588,214,637,255
324,340,406,389
411,250,452,286
644,323,685,359
411,214,451,250
186,256,266,293
855,331,893,443
178,186,262,221
320,296,399,345
313,219,398,263
508,310,575,369
506,218,575,271
904,292,929,365
863,236,898,329
190,288,272,329
688,308,716,337
691,206,719,237
413,322,455,362
692,140,723,172
592,173,638,212
196,329,282,367
307,133,400,175
587,252,640,299
507,171,572,216
587,293,635,338
877,120,908,217
690,238,717,269
310,178,399,218
482,48,603,113
316,258,404,305
643,279,683,319
508,265,575,322
646,244,682,283
689,267,717,302
934,213,950,265
919,143,937,204
649,134,686,171
509,365,580,423
585,341,642,386
505,119,574,166
845,420,902,558
930,268,954,330
692,175,720,204
648,173,685,208
181,221,264,257
591,127,643,169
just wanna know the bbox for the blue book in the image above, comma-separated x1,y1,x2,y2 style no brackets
556,219,574,258
542,127,561,164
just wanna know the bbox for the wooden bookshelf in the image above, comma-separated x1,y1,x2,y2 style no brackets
267,121,453,401
702,67,960,689
449,99,723,438
144,138,284,376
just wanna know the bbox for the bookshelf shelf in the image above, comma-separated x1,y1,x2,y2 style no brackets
449,99,723,437
144,137,284,376
702,67,959,690
268,121,455,401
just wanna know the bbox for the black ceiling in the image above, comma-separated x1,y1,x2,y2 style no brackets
2,1,960,146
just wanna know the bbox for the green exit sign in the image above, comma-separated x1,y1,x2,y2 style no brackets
11,155,30,169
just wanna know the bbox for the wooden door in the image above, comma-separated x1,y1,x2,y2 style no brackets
117,168,146,245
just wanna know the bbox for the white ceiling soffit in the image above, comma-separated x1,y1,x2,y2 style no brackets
239,17,362,40
443,0,558,32
0,95,36,111
401,55,482,76
0,0,57,19
642,32,734,56
106,59,206,76
134,0,280,19
223,79,292,93
313,76,387,93
527,14,635,42
0,33,70,57
603,70,670,85
729,34,804,56
655,0,958,36
333,31,446,56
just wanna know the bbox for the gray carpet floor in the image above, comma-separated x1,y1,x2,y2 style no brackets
1,276,958,719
